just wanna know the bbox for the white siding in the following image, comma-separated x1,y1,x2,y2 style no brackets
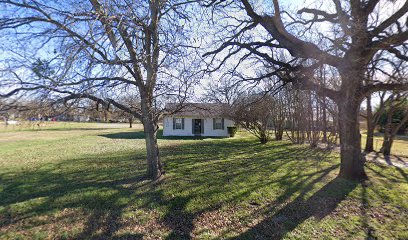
162,116,234,137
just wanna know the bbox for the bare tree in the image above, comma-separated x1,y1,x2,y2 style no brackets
203,77,243,105
270,91,286,141
203,0,408,180
230,94,274,144
0,0,200,180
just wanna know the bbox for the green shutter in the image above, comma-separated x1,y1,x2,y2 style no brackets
213,118,216,130
222,118,225,129
173,118,176,130
192,119,195,134
182,118,184,129
201,119,204,133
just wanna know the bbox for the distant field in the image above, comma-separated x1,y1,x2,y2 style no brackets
0,121,134,132
0,122,407,239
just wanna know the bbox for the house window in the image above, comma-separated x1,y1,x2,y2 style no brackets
213,118,224,130
173,118,184,130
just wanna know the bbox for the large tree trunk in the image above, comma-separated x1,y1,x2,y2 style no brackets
364,95,374,152
336,66,368,181
141,99,163,180
143,116,163,180
338,100,367,180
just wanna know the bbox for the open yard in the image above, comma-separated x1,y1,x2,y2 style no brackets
0,122,407,239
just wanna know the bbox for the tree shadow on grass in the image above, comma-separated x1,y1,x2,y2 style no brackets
364,152,408,183
0,149,152,239
0,137,341,239
154,140,338,239
230,177,358,239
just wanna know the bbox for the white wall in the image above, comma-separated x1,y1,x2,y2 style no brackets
162,117,234,137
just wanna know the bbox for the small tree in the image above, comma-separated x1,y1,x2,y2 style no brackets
231,94,274,144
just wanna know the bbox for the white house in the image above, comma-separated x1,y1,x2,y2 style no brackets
162,103,235,137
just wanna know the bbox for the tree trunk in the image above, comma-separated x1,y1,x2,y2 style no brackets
259,130,269,144
337,99,367,180
365,124,375,152
381,108,408,156
141,97,163,180
104,110,108,122
274,126,283,140
322,100,327,142
381,138,393,156
260,136,268,144
143,116,163,180
364,95,374,152
321,68,327,143
129,117,133,128
380,99,394,156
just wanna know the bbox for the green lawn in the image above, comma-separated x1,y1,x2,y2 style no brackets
0,122,407,239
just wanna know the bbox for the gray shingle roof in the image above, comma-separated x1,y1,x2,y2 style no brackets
165,103,230,118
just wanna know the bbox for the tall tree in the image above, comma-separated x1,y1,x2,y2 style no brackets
0,0,199,179
204,0,408,180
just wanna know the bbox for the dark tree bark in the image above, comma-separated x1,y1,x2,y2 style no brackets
365,95,375,152
321,67,328,143
338,97,366,179
129,117,133,128
364,91,388,152
274,124,284,140
335,65,368,180
322,98,328,143
381,104,395,156
142,116,163,179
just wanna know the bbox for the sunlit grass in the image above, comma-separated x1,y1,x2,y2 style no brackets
0,123,407,239
361,131,408,157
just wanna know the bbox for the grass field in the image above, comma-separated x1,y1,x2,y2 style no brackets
0,122,407,239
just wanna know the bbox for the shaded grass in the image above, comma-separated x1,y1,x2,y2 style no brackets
0,123,407,239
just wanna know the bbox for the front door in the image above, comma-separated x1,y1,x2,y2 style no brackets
193,119,203,135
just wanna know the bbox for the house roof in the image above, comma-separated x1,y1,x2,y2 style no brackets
165,103,230,118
